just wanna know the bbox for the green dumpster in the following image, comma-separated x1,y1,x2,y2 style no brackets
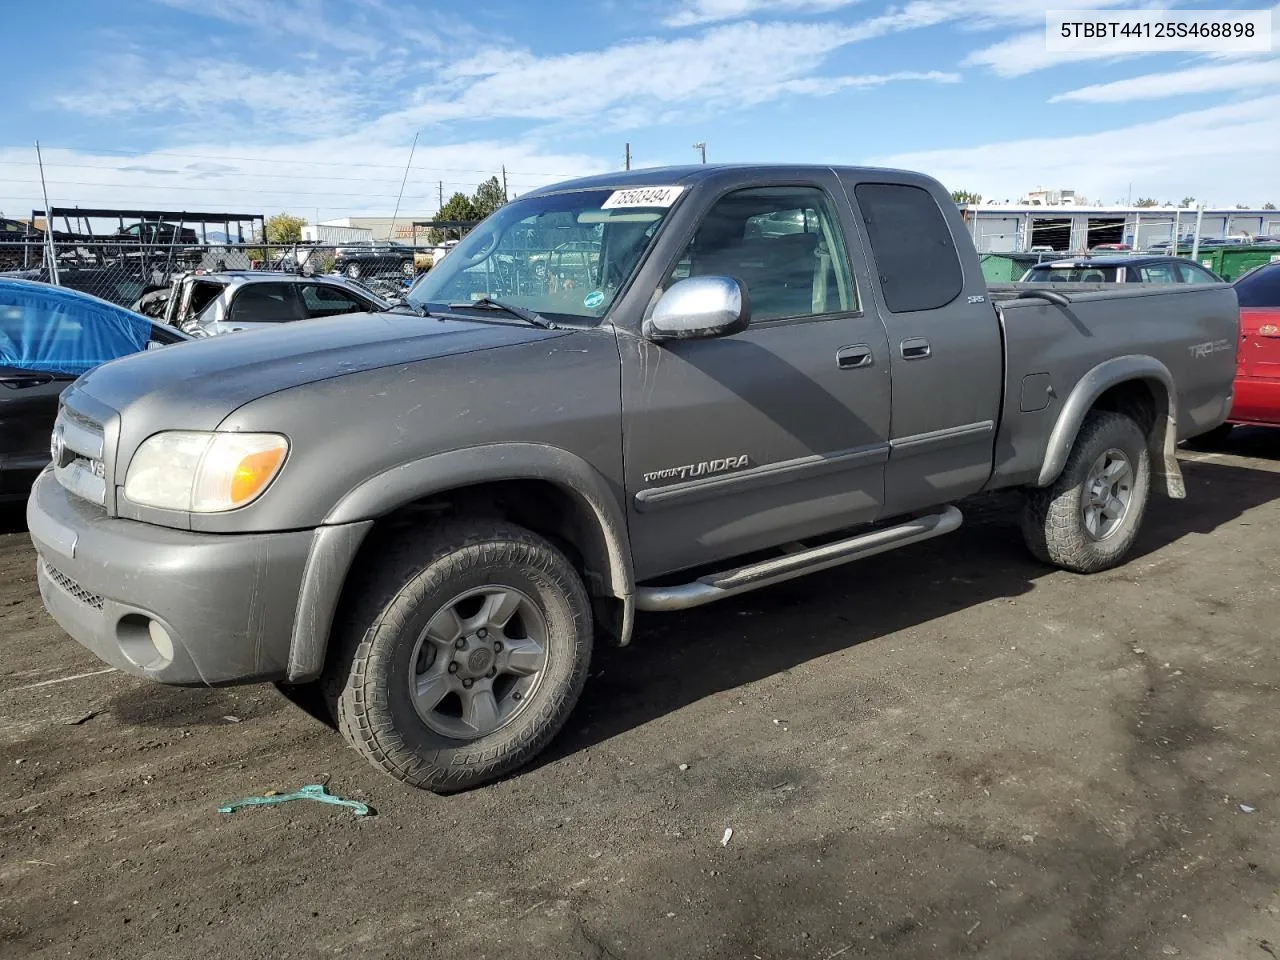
1170,244,1280,281
980,253,1049,283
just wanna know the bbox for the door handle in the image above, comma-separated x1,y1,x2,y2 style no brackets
900,338,931,360
0,372,56,389
836,344,874,369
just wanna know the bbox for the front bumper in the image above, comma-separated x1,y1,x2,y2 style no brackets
27,469,314,685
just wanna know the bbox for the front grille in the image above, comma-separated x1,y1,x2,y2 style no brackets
43,561,105,610
51,406,107,507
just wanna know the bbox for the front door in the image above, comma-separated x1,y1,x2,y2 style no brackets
620,179,892,581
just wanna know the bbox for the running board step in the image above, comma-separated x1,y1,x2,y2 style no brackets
634,505,964,612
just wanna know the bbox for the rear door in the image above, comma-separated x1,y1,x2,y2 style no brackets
840,178,1003,516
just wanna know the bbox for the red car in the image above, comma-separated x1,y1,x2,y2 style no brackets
1218,262,1280,434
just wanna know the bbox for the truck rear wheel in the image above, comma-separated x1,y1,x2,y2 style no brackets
324,520,592,792
1021,411,1151,573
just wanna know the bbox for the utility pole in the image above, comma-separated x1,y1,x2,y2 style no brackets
693,141,706,164
438,180,444,212
387,131,418,245
625,142,631,171
34,141,58,285
501,165,509,202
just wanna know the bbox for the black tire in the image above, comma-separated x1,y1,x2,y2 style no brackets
1187,422,1234,448
345,262,361,279
1021,411,1151,573
323,520,592,792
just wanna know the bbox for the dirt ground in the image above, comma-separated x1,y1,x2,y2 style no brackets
2,432,1279,960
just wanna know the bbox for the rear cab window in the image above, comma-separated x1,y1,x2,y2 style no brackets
1025,265,1120,283
853,183,962,312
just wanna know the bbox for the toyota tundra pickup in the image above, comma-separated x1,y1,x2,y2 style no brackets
27,165,1238,792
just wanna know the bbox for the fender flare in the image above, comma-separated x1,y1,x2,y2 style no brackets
1036,355,1185,498
285,444,635,682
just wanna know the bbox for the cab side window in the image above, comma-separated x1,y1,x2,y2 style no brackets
299,283,370,318
1138,263,1177,284
668,186,857,322
228,283,304,323
854,183,963,313
1175,262,1218,284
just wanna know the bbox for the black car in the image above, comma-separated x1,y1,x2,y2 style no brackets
1021,255,1223,284
332,241,416,280
0,278,189,501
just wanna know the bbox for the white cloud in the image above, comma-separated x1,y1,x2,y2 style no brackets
1051,58,1280,102
375,21,961,131
962,26,1143,76
154,0,383,55
662,0,1125,28
53,56,371,138
0,139,608,220
870,94,1280,206
774,70,961,94
664,0,861,28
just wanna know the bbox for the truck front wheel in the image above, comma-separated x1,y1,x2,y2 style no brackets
324,520,592,792
1021,410,1151,573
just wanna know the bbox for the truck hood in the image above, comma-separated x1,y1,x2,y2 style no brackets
71,312,567,431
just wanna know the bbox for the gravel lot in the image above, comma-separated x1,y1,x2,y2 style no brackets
2,431,1278,960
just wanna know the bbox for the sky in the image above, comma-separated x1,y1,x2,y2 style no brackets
2,0,1278,221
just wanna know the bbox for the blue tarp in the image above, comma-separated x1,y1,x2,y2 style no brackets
0,277,152,375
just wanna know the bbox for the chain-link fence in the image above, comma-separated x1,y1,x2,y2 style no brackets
0,238,445,312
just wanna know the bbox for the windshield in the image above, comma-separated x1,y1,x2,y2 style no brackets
406,188,678,322
1024,265,1121,283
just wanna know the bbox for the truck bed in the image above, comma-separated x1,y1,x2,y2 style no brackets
985,282,1239,491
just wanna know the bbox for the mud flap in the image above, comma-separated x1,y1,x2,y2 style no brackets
1153,411,1186,499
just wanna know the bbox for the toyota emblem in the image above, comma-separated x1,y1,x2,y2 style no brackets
50,423,65,466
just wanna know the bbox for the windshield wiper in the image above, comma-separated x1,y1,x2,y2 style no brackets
384,302,431,317
448,297,555,329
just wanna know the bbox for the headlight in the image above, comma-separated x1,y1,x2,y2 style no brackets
124,431,289,512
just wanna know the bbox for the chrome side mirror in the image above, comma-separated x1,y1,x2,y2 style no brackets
642,275,750,342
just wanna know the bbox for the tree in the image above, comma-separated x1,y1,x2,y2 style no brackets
1135,197,1158,208
473,176,506,218
1265,202,1277,210
950,189,982,204
1180,196,1197,208
265,212,306,245
429,192,480,243
1236,203,1251,210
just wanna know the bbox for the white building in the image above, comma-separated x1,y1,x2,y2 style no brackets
960,204,1280,254
318,216,437,242
1020,188,1085,207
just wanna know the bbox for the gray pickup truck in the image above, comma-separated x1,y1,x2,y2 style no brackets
27,165,1238,792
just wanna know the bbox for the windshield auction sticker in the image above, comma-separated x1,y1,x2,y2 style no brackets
1047,9,1271,52
602,186,686,209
